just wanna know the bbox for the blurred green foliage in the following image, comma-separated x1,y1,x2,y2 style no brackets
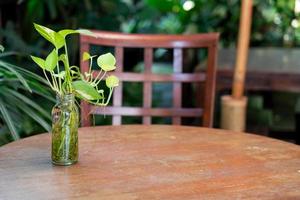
1,0,299,54
0,52,54,145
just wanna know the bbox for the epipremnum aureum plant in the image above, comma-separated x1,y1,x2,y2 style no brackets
30,23,119,105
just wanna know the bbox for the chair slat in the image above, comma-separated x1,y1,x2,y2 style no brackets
112,47,124,125
80,42,91,126
92,72,206,82
91,106,203,117
173,48,183,125
81,32,219,48
203,44,218,127
143,48,153,124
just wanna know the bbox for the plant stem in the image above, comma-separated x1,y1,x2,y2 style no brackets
88,88,114,106
94,71,106,85
87,57,93,82
64,44,72,93
105,88,114,105
43,70,56,92
50,71,59,93
56,48,62,92
92,69,102,83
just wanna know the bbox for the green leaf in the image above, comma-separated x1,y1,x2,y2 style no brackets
0,61,32,92
77,29,96,37
19,82,55,103
0,45,4,52
45,49,58,71
30,55,45,69
33,23,56,45
7,88,51,120
72,80,101,100
59,54,67,66
53,71,65,79
54,32,65,49
34,23,64,49
0,98,20,140
12,97,51,132
58,29,96,40
83,52,91,61
59,54,66,61
12,62,48,84
106,75,119,88
97,53,116,71
0,52,15,58
58,29,78,38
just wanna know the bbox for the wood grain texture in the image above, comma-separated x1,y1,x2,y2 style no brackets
112,47,124,125
203,44,218,127
79,40,91,127
80,31,219,127
217,69,300,92
1,125,300,199
90,106,203,117
92,71,206,82
143,48,153,125
81,31,219,48
172,48,183,125
232,0,253,98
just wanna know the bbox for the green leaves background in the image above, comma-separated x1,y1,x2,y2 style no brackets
0,53,54,144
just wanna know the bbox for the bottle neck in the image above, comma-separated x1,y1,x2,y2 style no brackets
56,93,75,105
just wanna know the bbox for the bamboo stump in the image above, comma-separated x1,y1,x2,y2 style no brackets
221,95,247,132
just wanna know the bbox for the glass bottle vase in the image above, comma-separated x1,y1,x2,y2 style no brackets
51,94,79,166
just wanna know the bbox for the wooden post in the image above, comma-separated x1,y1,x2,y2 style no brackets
221,0,252,132
232,0,253,98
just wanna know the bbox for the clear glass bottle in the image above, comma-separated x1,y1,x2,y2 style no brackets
51,93,79,165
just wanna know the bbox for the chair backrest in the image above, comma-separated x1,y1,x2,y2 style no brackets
80,31,219,127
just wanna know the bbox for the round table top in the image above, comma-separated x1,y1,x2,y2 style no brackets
1,125,300,199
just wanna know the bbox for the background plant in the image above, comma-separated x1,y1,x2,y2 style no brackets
1,0,297,52
0,45,54,145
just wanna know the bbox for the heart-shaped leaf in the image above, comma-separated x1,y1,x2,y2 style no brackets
97,53,116,71
31,55,45,69
106,75,119,88
54,32,65,49
34,23,56,46
34,23,65,49
45,49,58,71
72,80,101,100
83,52,91,61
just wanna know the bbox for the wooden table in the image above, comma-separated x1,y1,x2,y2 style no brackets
1,125,300,199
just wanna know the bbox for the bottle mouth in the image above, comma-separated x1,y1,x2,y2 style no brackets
56,93,75,103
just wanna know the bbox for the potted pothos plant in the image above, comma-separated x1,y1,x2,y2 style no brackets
31,23,119,166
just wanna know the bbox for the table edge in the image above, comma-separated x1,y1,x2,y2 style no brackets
0,125,299,149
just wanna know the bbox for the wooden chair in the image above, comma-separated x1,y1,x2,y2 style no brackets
80,31,219,127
